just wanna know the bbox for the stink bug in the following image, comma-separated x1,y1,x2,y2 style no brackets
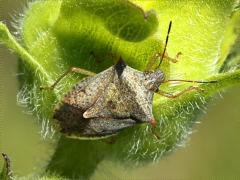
41,21,217,139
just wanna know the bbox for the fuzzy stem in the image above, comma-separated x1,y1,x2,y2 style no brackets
0,22,52,82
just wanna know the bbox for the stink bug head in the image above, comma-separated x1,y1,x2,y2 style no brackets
144,70,165,92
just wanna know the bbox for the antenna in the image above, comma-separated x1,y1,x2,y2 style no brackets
158,21,172,67
163,79,218,84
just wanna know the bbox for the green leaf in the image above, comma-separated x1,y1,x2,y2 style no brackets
0,0,240,179
220,9,240,72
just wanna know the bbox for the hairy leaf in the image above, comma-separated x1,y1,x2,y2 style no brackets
0,0,240,179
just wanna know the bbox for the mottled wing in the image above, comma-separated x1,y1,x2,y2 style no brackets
58,66,114,111
83,65,154,123
83,75,131,119
54,66,118,137
54,103,137,138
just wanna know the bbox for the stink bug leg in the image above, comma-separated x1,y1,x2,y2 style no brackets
156,80,217,98
150,118,161,140
152,129,160,140
156,86,204,99
144,21,218,139
145,52,182,71
40,67,96,90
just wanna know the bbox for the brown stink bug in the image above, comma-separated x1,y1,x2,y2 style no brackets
41,21,217,139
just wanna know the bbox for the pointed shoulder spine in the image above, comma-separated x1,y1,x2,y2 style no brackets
115,57,127,77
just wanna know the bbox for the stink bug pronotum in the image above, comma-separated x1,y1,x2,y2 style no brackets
41,21,217,139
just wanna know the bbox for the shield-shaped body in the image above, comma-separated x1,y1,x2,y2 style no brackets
54,59,164,138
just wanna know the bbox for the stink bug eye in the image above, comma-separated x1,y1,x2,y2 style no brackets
144,70,165,92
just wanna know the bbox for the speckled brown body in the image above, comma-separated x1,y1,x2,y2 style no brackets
54,59,164,138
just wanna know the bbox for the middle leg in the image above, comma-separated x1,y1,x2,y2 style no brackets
40,67,96,90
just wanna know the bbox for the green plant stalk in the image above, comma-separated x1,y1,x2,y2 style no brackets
0,23,52,82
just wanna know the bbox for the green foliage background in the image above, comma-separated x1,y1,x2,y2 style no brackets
0,0,240,179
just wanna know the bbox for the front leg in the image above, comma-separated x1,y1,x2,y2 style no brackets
150,86,202,140
156,86,203,99
145,51,182,71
